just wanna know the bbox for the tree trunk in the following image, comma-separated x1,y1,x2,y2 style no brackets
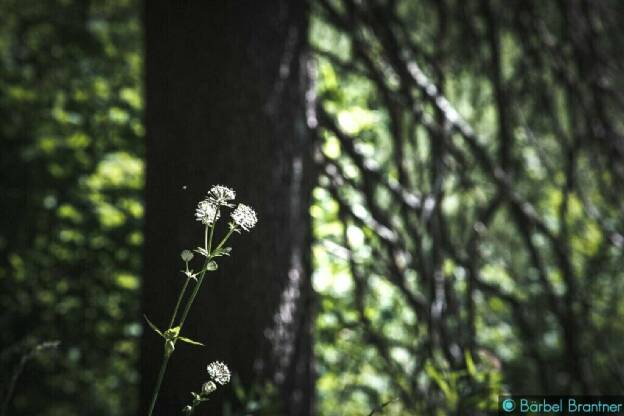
140,1,314,415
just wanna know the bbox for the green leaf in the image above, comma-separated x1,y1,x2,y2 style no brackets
143,314,164,337
465,350,477,378
206,261,218,271
178,336,205,346
165,340,175,355
182,269,197,280
194,247,209,258
425,363,452,400
214,247,232,257
164,326,180,340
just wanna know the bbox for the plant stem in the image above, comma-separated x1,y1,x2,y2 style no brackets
205,224,210,254
207,221,215,254
147,353,171,416
169,224,212,330
169,277,191,329
177,228,235,333
146,223,236,416
146,284,189,416
1,341,59,416
214,227,235,254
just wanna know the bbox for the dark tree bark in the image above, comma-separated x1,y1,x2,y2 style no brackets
140,1,314,415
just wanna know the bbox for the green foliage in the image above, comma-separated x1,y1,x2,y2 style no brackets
0,0,142,415
2,1,624,415
311,0,624,414
422,351,502,414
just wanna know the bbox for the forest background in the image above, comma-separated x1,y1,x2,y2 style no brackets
1,0,623,415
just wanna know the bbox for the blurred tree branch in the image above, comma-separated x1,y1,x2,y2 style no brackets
312,0,624,411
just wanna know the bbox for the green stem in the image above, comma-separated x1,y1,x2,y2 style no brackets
169,277,191,329
177,227,236,333
170,224,212,329
205,224,210,254
147,353,171,416
176,272,206,335
207,221,215,254
146,269,191,415
146,221,237,416
213,227,235,254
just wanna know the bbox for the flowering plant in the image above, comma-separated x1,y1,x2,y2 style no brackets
144,185,257,416
181,361,232,415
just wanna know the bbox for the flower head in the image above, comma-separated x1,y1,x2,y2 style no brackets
208,185,236,207
206,361,230,385
231,204,257,231
195,200,220,225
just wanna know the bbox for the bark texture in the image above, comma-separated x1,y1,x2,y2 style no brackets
140,1,314,414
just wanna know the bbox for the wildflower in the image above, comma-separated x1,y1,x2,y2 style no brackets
206,361,231,385
195,200,220,225
201,381,217,395
208,185,236,207
231,204,257,231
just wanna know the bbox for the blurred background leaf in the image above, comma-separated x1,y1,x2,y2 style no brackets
0,1,142,415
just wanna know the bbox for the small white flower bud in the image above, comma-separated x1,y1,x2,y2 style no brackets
202,381,217,395
181,250,194,262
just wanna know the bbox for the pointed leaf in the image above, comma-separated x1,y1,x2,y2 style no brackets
182,269,198,280
178,336,205,346
165,339,175,355
194,247,210,258
425,363,452,399
215,247,231,256
143,314,164,337
465,350,477,377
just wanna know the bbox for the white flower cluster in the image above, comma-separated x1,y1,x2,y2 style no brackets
231,203,258,231
206,361,230,385
194,185,257,232
207,185,236,207
195,200,220,225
